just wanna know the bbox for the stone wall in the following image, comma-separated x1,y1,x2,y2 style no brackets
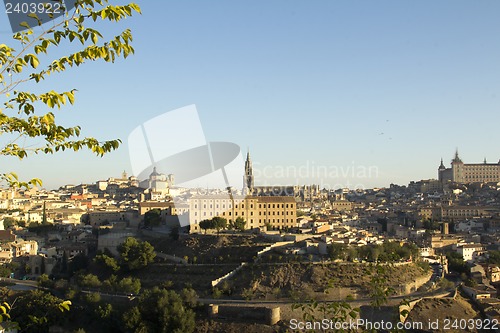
209,304,280,325
398,290,454,322
394,271,433,295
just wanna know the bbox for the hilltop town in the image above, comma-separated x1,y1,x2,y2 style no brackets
1,151,500,332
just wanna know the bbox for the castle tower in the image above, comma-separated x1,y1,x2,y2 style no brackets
438,158,446,171
244,150,254,194
438,158,446,182
451,149,464,182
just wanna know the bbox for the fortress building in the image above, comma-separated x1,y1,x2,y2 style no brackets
438,151,500,184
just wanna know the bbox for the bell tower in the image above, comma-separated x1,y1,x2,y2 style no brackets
244,150,254,194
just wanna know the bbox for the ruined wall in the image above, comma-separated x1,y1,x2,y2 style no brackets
394,272,433,295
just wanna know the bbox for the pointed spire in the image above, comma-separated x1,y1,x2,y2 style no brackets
439,158,446,170
452,149,462,163
484,157,487,164
244,148,254,193
245,149,252,168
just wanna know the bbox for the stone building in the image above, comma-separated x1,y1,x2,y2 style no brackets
439,151,500,184
189,195,297,233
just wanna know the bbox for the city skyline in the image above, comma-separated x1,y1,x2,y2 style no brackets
10,149,500,191
2,1,500,189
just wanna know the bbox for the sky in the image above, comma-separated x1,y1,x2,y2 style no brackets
2,0,500,190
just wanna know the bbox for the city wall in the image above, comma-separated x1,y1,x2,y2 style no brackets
211,241,293,287
395,271,433,295
209,304,280,325
398,289,455,323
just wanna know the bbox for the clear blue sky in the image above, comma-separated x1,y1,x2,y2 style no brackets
2,0,500,190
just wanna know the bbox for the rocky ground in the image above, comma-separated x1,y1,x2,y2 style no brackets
228,262,430,300
147,234,271,264
405,295,481,332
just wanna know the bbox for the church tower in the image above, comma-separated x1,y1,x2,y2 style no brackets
244,150,254,194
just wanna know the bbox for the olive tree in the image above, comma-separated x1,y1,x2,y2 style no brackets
0,0,141,188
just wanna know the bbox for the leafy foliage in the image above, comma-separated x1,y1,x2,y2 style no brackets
327,243,348,261
292,298,359,333
124,287,196,333
488,250,500,265
93,252,120,275
212,216,227,234
446,251,467,274
199,219,213,234
77,273,102,289
68,253,90,276
199,217,229,234
103,275,141,294
233,217,246,232
144,209,162,227
0,0,141,187
368,264,395,308
0,301,12,323
118,237,156,271
339,241,418,263
290,274,361,332
9,290,71,332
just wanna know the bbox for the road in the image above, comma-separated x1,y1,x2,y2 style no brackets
198,287,453,306
1,277,38,290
